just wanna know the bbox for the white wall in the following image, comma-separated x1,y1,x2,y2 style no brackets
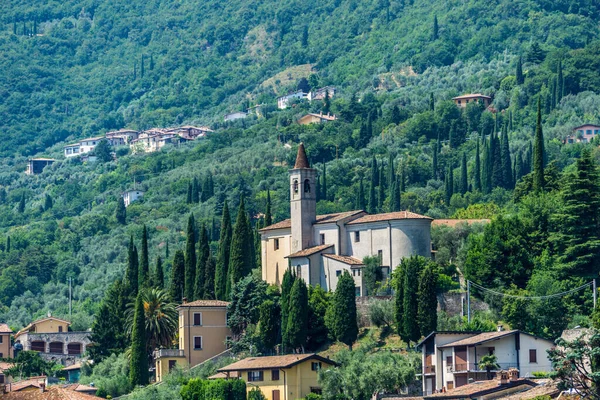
518,334,554,377
313,224,339,252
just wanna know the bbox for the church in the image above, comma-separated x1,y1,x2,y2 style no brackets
259,144,433,295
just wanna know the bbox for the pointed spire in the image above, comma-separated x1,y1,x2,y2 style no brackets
294,143,310,169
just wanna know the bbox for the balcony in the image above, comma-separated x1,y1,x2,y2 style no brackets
423,365,435,374
155,349,185,358
446,363,519,373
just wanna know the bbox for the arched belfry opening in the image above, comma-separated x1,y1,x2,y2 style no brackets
304,179,311,193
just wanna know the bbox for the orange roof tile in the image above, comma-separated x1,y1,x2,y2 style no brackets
4,385,101,399
178,300,230,308
218,354,336,372
0,323,13,333
259,211,365,232
322,254,364,266
286,244,333,258
347,211,432,225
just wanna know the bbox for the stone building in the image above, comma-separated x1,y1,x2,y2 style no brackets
259,144,432,294
13,316,91,367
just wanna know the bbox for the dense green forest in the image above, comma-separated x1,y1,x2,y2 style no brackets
0,0,600,345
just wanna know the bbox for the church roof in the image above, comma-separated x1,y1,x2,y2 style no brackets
293,143,311,168
259,210,365,232
286,244,334,258
322,254,364,265
347,211,432,225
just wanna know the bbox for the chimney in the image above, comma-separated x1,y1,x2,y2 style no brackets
182,297,187,304
508,368,519,382
39,382,45,393
497,370,509,386
497,324,503,332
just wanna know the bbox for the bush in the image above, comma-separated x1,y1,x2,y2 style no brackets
248,387,266,400
368,299,394,328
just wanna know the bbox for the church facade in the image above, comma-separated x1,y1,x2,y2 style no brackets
259,144,432,295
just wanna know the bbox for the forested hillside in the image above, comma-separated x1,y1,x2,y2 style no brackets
1,0,600,342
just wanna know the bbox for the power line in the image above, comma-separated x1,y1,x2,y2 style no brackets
468,280,594,300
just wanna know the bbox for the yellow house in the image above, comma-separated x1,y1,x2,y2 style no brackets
155,300,232,382
217,354,337,400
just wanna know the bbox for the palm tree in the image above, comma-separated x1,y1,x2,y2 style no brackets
478,354,500,380
125,288,178,352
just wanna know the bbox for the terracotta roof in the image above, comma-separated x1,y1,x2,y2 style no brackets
178,300,230,308
286,244,334,258
301,113,337,122
4,386,101,399
438,330,519,348
294,143,311,169
62,363,82,371
424,379,536,399
452,93,492,100
259,211,365,232
347,211,433,225
322,254,364,265
208,371,240,380
218,353,336,372
498,379,559,400
0,323,13,333
573,124,600,130
431,219,491,228
0,361,13,371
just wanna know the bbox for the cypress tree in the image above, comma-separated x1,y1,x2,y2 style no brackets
327,271,358,350
195,224,209,299
125,236,139,297
399,163,406,192
43,194,52,211
433,137,439,179
357,178,366,210
287,278,309,351
378,167,385,212
129,292,148,386
429,92,435,111
460,152,468,194
387,154,395,190
432,15,438,40
153,256,164,289
169,250,185,302
391,105,401,124
18,193,25,213
203,251,216,299
5,236,10,253
186,182,192,204
228,198,253,291
192,177,200,203
533,98,545,192
215,201,232,300
491,132,503,189
557,60,564,104
482,137,492,194
391,175,401,212
445,164,454,204
402,256,421,343
368,182,376,214
417,262,438,337
116,197,127,224
259,300,281,353
372,155,379,186
527,141,533,174
515,151,524,182
501,124,513,189
394,262,406,339
265,190,272,227
516,55,524,85
184,214,196,300
149,54,154,70
140,54,145,78
165,240,169,259
280,269,295,350
139,225,150,288
322,162,327,201
474,138,482,192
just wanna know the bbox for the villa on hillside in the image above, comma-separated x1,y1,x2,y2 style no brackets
154,300,231,382
13,316,91,367
259,144,432,295
297,113,338,125
130,130,180,153
123,189,144,207
277,91,308,109
564,124,600,144
417,329,554,395
452,94,492,108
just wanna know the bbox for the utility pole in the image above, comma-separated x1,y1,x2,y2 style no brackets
467,280,471,323
594,279,597,308
68,277,72,319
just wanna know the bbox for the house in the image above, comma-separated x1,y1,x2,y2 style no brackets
224,111,248,122
63,143,81,158
260,144,432,294
277,91,308,109
64,136,119,159
452,94,492,108
13,316,91,367
297,113,338,125
25,158,55,175
0,323,12,358
3,381,101,399
217,353,337,400
564,124,600,144
416,330,555,395
122,190,144,207
307,86,336,102
63,363,83,383
154,300,232,382
130,130,179,153
0,361,13,385
167,126,214,140
105,129,140,144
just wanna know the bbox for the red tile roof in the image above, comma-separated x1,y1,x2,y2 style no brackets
259,211,365,232
438,330,519,348
0,323,13,333
347,211,432,225
286,244,334,258
322,254,364,265
424,379,536,399
4,386,101,399
178,300,230,308
218,353,336,372
294,143,310,169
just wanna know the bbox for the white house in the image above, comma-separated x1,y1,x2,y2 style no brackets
64,136,118,158
277,91,308,109
417,330,555,395
130,130,179,153
259,144,432,294
123,190,144,207
307,86,336,101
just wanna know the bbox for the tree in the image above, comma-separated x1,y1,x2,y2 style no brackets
203,252,216,299
378,167,385,212
215,201,232,300
433,137,439,179
116,197,126,224
44,194,53,211
323,90,331,114
478,354,500,380
429,93,435,111
445,164,454,204
322,162,327,201
258,300,280,353
4,351,58,379
264,190,272,227
395,256,423,343
501,125,513,189
391,105,401,124
153,256,164,289
139,225,150,288
95,139,112,162
516,55,524,85
533,98,545,192
527,42,545,64
228,197,254,293
125,236,139,297
129,293,148,387
417,263,438,337
357,177,366,210
184,214,196,300
307,286,329,351
280,269,295,349
287,278,309,351
474,138,482,192
248,387,267,400
363,255,383,296
432,15,439,40
460,152,468,194
169,250,185,302
195,224,210,299
18,192,25,213
297,77,310,93
192,177,200,203
326,271,358,350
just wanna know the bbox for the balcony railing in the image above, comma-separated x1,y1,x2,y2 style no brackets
155,349,185,358
423,365,435,374
447,363,519,373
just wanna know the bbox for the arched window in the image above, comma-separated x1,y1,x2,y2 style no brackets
304,179,311,193
293,180,299,194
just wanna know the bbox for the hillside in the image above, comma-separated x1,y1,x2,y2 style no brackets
0,0,599,341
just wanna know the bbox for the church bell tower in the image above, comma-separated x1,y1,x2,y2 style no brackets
290,143,317,253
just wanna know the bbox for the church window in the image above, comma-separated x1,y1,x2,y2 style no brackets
274,238,280,250
304,179,311,193
354,231,360,242
320,234,325,245
293,180,299,194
